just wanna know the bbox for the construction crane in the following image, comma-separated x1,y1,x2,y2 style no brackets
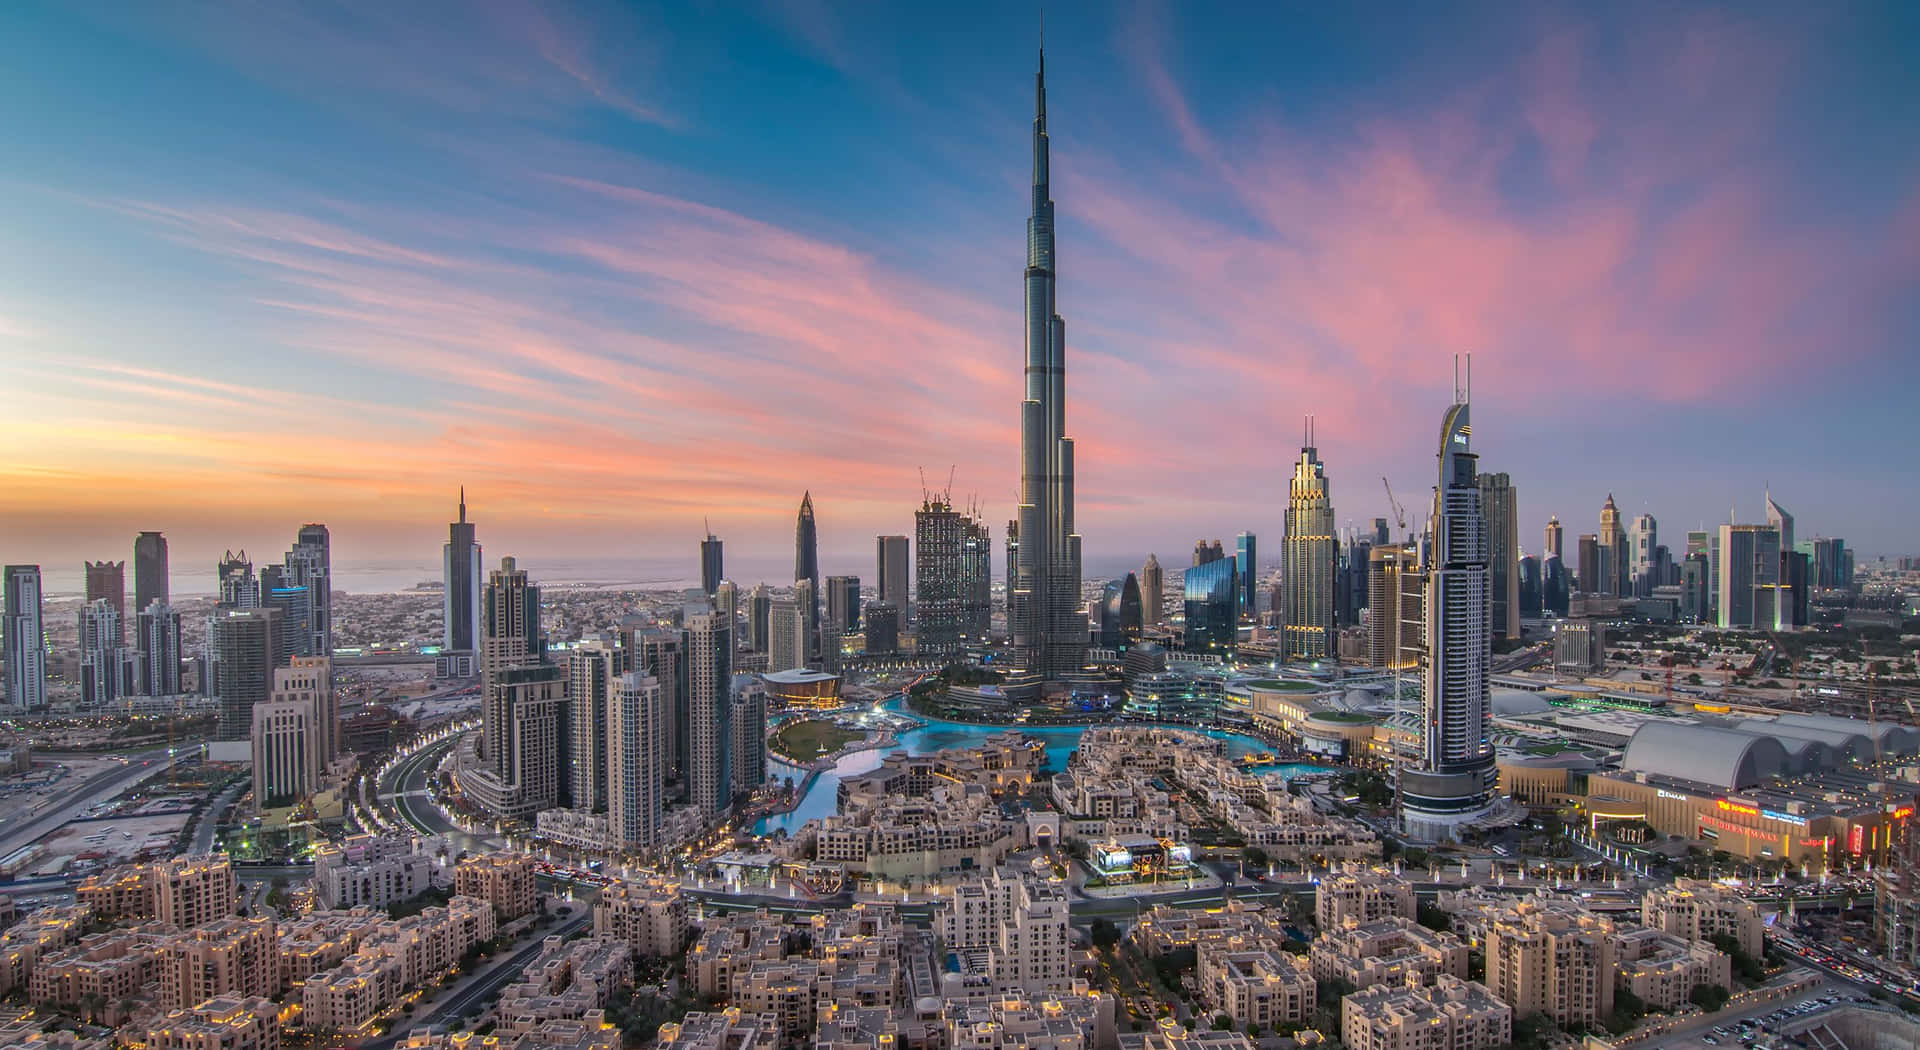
1381,477,1408,541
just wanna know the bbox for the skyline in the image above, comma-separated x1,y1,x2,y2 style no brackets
3,2,1918,574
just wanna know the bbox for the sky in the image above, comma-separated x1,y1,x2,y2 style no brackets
1,0,1917,590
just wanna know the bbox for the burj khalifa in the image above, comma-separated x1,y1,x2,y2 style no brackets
1010,48,1086,681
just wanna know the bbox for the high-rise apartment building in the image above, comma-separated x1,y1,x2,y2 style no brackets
211,608,280,741
1576,535,1600,595
608,671,666,851
686,607,734,818
1478,473,1519,639
137,601,183,696
700,528,724,597
1543,516,1563,561
1281,435,1335,661
134,531,169,616
1629,513,1658,597
78,599,133,705
85,560,126,637
251,696,317,811
444,490,482,659
568,637,620,813
915,499,968,656
1337,532,1374,629
1183,548,1237,655
1366,545,1423,671
469,557,563,820
768,598,808,673
824,575,861,635
1716,524,1781,629
730,675,767,797
863,602,899,655
876,535,909,613
217,551,258,608
1008,49,1086,682
5,565,47,709
1140,554,1163,627
286,523,331,656
746,582,771,653
1400,385,1497,840
960,517,992,643
1485,902,1617,1028
795,492,820,655
1236,532,1259,614
632,626,688,795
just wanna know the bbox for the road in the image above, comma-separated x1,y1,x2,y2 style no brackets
192,779,247,854
378,735,494,853
360,910,592,1050
0,747,181,863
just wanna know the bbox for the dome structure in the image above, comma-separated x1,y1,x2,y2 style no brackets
1621,723,1790,790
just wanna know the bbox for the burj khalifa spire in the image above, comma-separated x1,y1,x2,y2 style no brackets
1010,46,1085,681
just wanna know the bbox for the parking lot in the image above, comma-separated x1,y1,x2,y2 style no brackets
1645,979,1873,1050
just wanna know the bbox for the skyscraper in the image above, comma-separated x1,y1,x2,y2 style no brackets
1236,532,1259,615
1183,546,1237,655
824,575,861,635
1598,495,1625,597
1139,554,1163,628
251,695,316,812
275,656,336,767
11,565,52,708
960,516,992,644
746,583,771,653
629,625,687,796
1629,513,1658,597
134,531,169,617
212,607,280,741
768,598,808,673
287,524,331,656
1576,535,1601,595
1008,47,1085,682
480,556,543,775
608,671,666,851
568,637,621,813
1096,575,1142,650
1517,555,1543,617
876,535,910,612
700,528,724,597
685,606,734,818
1281,433,1335,661
915,498,981,656
1372,519,1391,547
85,561,126,637
137,601,182,697
1365,545,1420,670
1765,492,1794,553
217,552,259,609
78,599,131,706
795,492,821,653
469,556,563,820
1400,382,1497,841
730,675,767,797
1477,473,1519,639
1543,517,1563,561
1716,524,1781,629
444,490,482,658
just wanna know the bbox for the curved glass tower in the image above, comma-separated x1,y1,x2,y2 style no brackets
1010,48,1085,681
1400,392,1499,840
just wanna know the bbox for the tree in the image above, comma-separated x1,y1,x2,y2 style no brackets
1416,904,1452,932
1090,918,1121,952
1690,984,1730,1012
1214,1015,1235,1031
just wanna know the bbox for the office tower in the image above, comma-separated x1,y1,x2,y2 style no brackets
960,516,992,643
1802,537,1848,589
1784,550,1810,628
915,498,967,656
863,602,899,655
1183,548,1238,654
1477,473,1519,639
85,560,126,638
251,696,317,811
1576,535,1600,595
472,556,564,818
628,626,687,794
1598,495,1626,596
568,638,620,813
730,675,767,797
768,598,807,672
1543,516,1563,561
700,528,724,597
78,599,133,706
1336,532,1374,628
825,575,861,635
1765,491,1794,553
481,557,542,673
1629,513,1658,597
1372,519,1390,547
1680,554,1711,623
1236,532,1259,614
794,492,820,653
1008,47,1085,682
1541,555,1570,617
137,601,183,696
134,531,169,616
274,656,335,764
263,580,313,664
286,524,331,656
1096,575,1142,650
211,608,280,741
714,579,739,630
1716,524,1781,629
1281,433,1335,661
1401,383,1496,840
444,490,483,656
876,535,910,612
217,551,259,608
1365,546,1420,670
1139,554,1163,627
685,607,734,818
746,583,771,652
1517,555,1542,617
1194,539,1225,566
608,671,666,851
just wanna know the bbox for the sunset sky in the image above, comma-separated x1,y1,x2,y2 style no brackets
2,1,1916,588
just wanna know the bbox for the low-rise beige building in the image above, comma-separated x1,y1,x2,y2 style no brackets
657,1008,780,1050
495,935,631,1041
455,852,538,921
1641,880,1764,957
160,916,279,1008
1613,926,1733,1011
1316,869,1416,929
1342,975,1512,1050
1196,945,1315,1031
140,995,282,1050
1311,916,1470,990
28,927,169,1021
74,854,236,927
593,875,688,958
1484,899,1616,1028
300,896,496,1034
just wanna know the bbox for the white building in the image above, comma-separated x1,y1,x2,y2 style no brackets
609,671,666,851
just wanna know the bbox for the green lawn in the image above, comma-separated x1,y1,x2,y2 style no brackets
772,720,864,761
